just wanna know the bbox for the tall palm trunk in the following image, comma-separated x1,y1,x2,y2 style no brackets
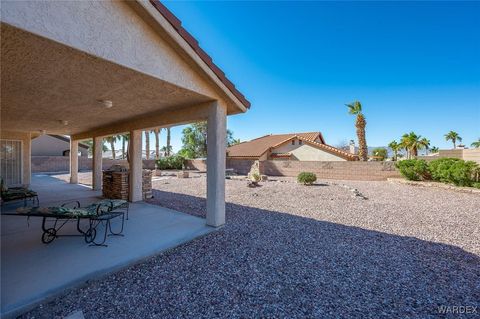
122,137,126,159
453,139,456,149
166,127,171,156
154,128,160,159
145,131,150,160
356,114,368,161
110,141,116,159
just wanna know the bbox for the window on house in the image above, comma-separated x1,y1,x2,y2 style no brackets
299,140,303,145
291,140,295,145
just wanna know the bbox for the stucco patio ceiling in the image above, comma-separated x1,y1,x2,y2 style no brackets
1,23,214,136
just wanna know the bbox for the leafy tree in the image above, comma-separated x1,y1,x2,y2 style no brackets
388,140,400,161
179,121,235,159
445,131,462,149
346,101,367,161
372,147,388,161
471,138,480,148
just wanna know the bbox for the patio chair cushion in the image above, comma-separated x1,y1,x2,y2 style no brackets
16,206,96,217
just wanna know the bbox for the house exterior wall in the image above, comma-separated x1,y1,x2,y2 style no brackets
1,0,235,113
32,135,88,157
417,149,480,164
272,141,347,161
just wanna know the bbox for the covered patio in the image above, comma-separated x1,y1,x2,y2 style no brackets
1,174,214,316
1,0,249,317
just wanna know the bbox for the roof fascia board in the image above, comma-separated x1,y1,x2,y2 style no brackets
131,0,248,114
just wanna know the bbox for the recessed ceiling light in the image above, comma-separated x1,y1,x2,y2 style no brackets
98,100,113,108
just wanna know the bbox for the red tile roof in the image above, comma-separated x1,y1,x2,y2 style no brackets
149,1,250,109
227,132,357,161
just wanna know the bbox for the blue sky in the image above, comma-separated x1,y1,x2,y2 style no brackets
149,1,479,152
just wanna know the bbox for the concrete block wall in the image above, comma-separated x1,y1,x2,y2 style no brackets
261,160,400,181
31,156,156,173
186,158,400,181
184,159,207,171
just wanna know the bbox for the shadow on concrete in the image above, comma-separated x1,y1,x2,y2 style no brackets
20,188,479,318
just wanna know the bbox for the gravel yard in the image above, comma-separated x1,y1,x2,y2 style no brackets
23,174,480,318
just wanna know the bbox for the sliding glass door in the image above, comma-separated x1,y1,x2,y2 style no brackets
0,140,23,186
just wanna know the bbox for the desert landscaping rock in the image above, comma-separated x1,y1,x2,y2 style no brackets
23,174,480,318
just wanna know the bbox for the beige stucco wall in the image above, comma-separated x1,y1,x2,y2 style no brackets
272,140,346,161
32,135,88,157
0,130,31,185
463,149,480,163
418,149,480,164
0,0,236,113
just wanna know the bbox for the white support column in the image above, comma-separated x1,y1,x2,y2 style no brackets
92,136,103,191
129,129,142,202
70,139,78,184
206,101,226,227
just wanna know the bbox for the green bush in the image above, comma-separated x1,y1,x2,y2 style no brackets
473,182,480,189
297,172,317,185
372,147,388,161
156,155,185,170
429,158,479,187
396,159,430,181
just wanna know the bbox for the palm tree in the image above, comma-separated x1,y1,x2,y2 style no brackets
153,128,161,159
346,101,367,161
420,137,430,155
161,145,173,156
430,146,439,153
166,127,171,156
145,130,151,160
400,132,429,158
230,138,241,146
104,136,118,159
388,140,400,161
445,131,462,149
120,134,129,159
471,138,480,148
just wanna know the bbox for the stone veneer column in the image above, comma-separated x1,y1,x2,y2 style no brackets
69,139,78,184
206,101,226,227
92,136,103,191
129,130,142,202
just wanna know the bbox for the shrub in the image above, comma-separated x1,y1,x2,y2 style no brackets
396,159,430,181
156,155,185,170
371,147,388,161
429,158,479,187
297,172,317,185
250,173,261,183
473,182,480,189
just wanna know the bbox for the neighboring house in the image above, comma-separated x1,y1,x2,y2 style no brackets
32,135,89,157
417,148,480,164
227,132,358,161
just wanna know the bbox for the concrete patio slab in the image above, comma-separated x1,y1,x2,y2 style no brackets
1,175,214,318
